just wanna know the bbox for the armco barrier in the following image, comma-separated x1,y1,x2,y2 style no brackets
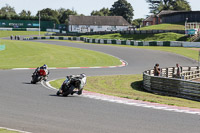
23,36,200,47
143,66,200,101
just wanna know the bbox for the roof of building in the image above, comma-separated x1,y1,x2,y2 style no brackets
68,15,131,26
143,15,155,22
157,10,180,17
157,10,200,17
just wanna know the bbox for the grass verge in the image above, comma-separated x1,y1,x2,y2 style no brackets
0,31,46,38
0,39,121,69
50,74,200,109
80,32,190,41
139,23,185,30
0,128,19,133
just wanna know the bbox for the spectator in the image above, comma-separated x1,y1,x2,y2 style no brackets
154,63,160,76
10,35,13,40
15,35,17,40
173,63,181,78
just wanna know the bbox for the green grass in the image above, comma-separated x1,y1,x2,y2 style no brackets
0,31,46,38
50,74,200,109
0,128,19,133
81,32,190,41
139,23,185,30
0,40,121,69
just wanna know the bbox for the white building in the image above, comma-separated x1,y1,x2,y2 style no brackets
68,15,131,33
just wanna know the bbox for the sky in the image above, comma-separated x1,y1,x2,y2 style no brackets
0,0,199,19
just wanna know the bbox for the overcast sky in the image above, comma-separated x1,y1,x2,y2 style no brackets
0,0,199,19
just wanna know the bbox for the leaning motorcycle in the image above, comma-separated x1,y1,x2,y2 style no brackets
56,74,86,97
31,68,49,84
31,72,42,84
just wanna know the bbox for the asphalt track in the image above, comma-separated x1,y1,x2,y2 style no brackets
0,40,199,133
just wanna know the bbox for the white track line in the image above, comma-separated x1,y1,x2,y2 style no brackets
0,127,31,133
12,60,127,70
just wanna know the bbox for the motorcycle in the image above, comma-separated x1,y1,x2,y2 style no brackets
57,74,86,97
31,67,49,84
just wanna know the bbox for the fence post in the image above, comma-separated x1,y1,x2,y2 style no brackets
188,67,191,79
149,70,152,75
172,67,175,78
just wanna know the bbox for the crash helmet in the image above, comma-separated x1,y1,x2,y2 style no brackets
43,64,48,69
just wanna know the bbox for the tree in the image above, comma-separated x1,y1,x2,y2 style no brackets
57,8,66,15
37,8,59,18
18,10,32,20
91,8,110,16
132,18,144,28
37,8,59,23
110,0,134,23
0,4,16,18
19,10,27,16
173,0,191,11
57,8,77,24
146,0,161,14
27,11,31,16
146,0,191,14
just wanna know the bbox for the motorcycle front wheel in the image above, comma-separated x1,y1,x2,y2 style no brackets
56,91,61,96
63,86,75,97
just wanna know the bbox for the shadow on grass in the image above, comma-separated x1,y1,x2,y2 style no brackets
120,34,154,41
176,35,189,41
131,80,171,95
130,80,146,92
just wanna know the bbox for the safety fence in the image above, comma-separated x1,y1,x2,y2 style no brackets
0,28,40,31
23,36,200,47
143,66,200,101
54,30,185,36
0,20,54,31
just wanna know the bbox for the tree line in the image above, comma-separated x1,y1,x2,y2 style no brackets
146,0,191,14
0,4,78,24
92,0,191,27
0,0,191,27
0,0,133,24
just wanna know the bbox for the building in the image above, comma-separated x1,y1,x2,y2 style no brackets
143,10,200,26
143,15,158,26
68,15,131,33
158,10,200,24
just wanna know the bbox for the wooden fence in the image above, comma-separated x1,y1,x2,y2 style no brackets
143,66,200,101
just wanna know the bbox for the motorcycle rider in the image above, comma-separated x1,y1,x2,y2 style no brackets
57,73,86,96
33,64,49,81
71,73,87,95
77,73,86,95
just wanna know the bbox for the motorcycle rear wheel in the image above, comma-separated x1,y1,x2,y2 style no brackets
31,80,36,84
